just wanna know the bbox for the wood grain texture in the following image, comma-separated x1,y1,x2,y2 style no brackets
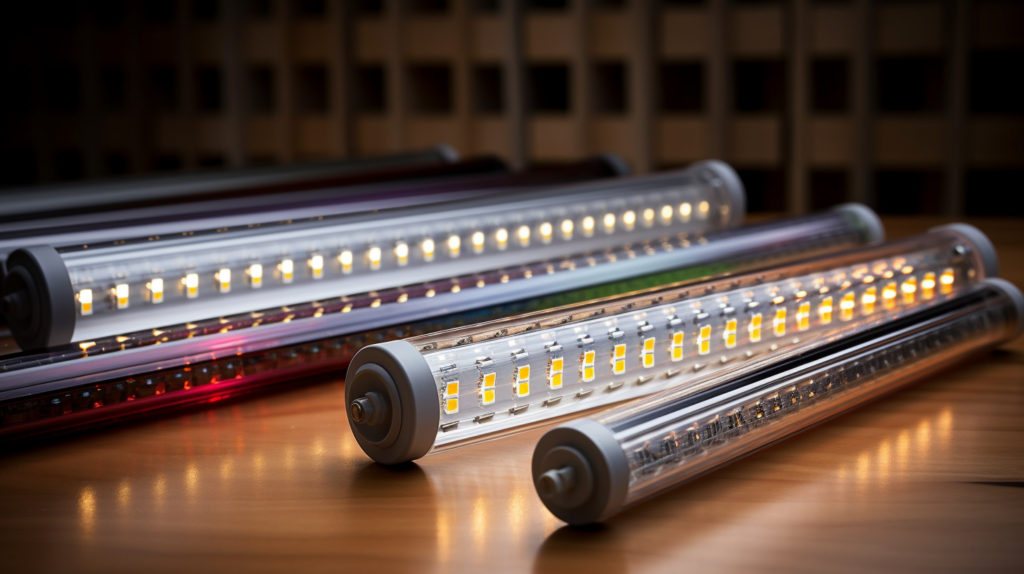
1,217,1022,574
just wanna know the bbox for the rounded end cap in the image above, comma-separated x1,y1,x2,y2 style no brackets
593,153,632,177
532,419,630,525
345,340,440,465
431,143,460,163
692,160,745,228
929,223,1000,279
984,278,1024,340
0,246,74,351
832,203,885,244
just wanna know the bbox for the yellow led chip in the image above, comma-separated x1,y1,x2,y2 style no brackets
185,272,199,298
310,255,324,279
548,357,563,389
883,283,897,310
796,302,810,331
773,308,786,337
515,365,530,397
248,264,263,288
902,276,917,304
749,313,762,343
445,397,458,413
641,337,656,368
840,292,856,321
443,379,459,414
280,259,294,284
819,296,833,324
217,268,231,293
115,283,129,310
670,331,684,362
581,349,596,382
862,286,877,314
698,325,711,356
940,268,954,294
612,343,627,375
149,278,164,304
480,372,496,406
723,318,737,348
79,289,93,315
921,272,936,299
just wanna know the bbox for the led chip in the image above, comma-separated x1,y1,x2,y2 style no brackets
611,343,627,375
622,210,636,231
902,276,917,304
641,337,656,368
698,325,712,355
149,278,164,304
679,202,692,222
797,302,811,331
79,288,93,315
548,357,564,389
582,216,595,237
248,264,263,288
185,272,199,298
840,292,856,321
660,204,673,224
280,260,294,284
670,331,685,362
922,272,936,299
471,232,485,254
394,243,408,267
560,219,574,240
448,235,461,258
581,349,596,382
603,213,616,233
368,247,382,270
724,318,738,348
940,268,954,294
749,313,762,343
422,239,436,261
480,372,496,406
773,308,786,337
217,268,231,293
642,208,655,227
540,222,553,243
443,378,459,414
862,286,877,314
309,255,324,280
495,229,508,251
883,283,897,310
115,283,129,309
819,296,833,324
339,250,354,274
515,365,530,397
517,225,531,247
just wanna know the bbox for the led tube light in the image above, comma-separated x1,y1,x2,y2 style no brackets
0,160,741,350
0,206,883,442
0,146,460,226
531,278,1023,524
342,223,993,465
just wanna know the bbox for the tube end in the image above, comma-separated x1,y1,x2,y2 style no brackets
691,160,746,228
345,340,440,465
984,278,1024,340
929,223,999,279
832,203,885,244
0,246,75,351
532,419,630,525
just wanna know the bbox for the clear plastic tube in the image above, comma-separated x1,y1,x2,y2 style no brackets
0,207,879,443
0,160,742,349
531,278,1023,525
343,222,992,465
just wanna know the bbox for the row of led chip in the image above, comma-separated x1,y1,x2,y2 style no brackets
438,267,955,415
75,201,713,315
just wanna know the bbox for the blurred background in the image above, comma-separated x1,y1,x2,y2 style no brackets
1,0,1022,215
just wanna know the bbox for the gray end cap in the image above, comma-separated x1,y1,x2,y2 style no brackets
431,144,460,163
832,203,885,244
593,153,633,177
345,340,440,465
984,278,1024,340
532,418,630,525
0,246,75,351
692,160,746,228
929,223,999,279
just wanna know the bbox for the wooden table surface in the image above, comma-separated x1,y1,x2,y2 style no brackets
1,217,1022,574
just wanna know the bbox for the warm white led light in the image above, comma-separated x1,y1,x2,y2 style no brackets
698,200,710,217
582,216,595,237
660,205,673,223
422,239,435,262
540,222,553,244
561,219,574,240
217,268,231,293
679,202,692,221
245,264,262,289
340,250,354,274
149,279,164,303
395,243,409,266
280,259,294,284
518,225,530,247
448,235,461,258
369,247,382,270
643,208,655,227
471,232,485,254
603,213,615,233
495,228,508,251
185,272,200,298
623,210,636,231
115,283,130,309
309,255,324,279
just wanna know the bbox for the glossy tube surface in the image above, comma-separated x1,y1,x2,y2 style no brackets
532,279,1023,525
1,160,737,349
0,208,885,443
